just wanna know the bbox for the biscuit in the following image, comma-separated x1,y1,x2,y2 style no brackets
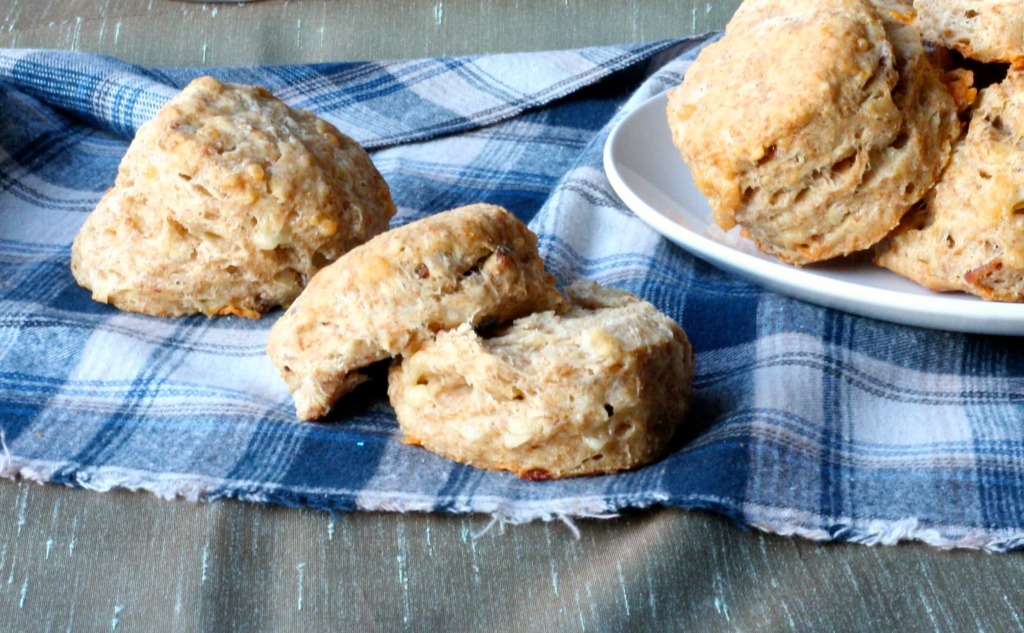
914,0,1024,66
387,281,695,479
266,204,566,421
71,76,395,318
666,0,959,265
874,70,1024,301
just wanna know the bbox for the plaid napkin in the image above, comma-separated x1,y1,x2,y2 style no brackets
3,37,1024,552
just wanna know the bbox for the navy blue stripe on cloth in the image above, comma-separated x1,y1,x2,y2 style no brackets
4,35,1024,551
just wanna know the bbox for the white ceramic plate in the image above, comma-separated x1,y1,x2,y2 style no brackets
603,90,1024,336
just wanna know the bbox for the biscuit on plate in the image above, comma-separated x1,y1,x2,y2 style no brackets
387,281,695,479
666,0,959,265
914,0,1024,66
71,76,395,318
874,70,1024,301
266,204,566,421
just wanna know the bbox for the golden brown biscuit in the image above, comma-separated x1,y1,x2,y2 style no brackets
387,281,695,479
666,0,959,265
71,76,395,318
914,0,1024,66
874,70,1024,301
266,204,566,421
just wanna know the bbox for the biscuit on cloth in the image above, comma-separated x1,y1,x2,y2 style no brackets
71,76,395,318
874,70,1024,301
914,0,1024,66
387,281,695,479
266,204,566,421
666,0,959,265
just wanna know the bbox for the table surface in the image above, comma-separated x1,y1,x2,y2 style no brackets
0,0,740,66
3,1,1024,631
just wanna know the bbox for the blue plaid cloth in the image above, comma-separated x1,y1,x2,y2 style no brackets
3,37,1024,552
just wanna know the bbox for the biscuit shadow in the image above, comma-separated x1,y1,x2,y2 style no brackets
666,387,721,454
317,358,394,425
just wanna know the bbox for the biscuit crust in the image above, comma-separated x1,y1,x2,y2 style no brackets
914,0,1024,66
71,76,395,318
667,0,958,265
266,204,566,421
874,70,1024,301
387,282,695,479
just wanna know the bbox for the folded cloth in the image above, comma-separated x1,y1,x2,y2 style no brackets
2,38,1024,552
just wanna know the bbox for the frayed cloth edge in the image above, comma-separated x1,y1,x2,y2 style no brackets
0,458,628,526
738,503,1024,554
5,460,1024,552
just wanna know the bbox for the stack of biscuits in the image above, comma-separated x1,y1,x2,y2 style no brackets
71,77,696,479
265,205,695,480
668,0,1024,302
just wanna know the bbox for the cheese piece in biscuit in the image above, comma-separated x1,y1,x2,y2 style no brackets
387,281,695,479
71,76,395,318
266,203,566,421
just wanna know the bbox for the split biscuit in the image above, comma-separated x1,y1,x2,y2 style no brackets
266,204,566,421
914,0,1024,66
666,0,959,265
874,70,1024,301
71,76,395,318
388,281,695,479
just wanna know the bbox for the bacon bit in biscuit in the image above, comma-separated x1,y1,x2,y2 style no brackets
520,468,554,481
944,68,978,115
887,9,915,25
217,305,262,319
963,259,1003,299
929,46,957,72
